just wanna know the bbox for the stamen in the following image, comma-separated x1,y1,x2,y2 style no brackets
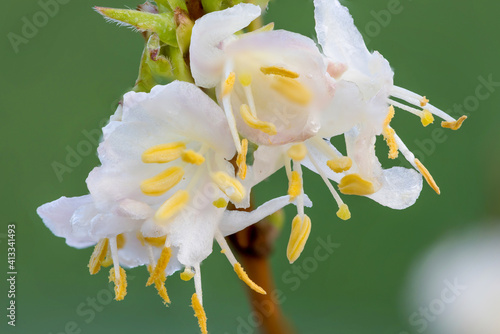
191,293,208,334
414,159,440,195
240,104,277,135
212,197,228,208
236,139,248,180
287,143,307,161
260,66,299,79
181,267,195,281
421,109,434,127
181,150,205,165
155,190,190,222
88,238,109,275
109,266,127,301
327,157,352,173
147,246,172,286
441,115,467,130
211,171,245,203
287,215,312,264
238,72,252,87
337,204,351,221
215,231,266,295
338,174,376,196
222,72,236,97
145,235,167,248
420,96,429,107
271,76,312,106
382,106,399,159
147,264,171,305
142,142,186,164
287,171,302,200
141,166,184,197
116,234,126,249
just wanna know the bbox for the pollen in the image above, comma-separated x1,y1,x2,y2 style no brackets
287,143,307,161
222,72,236,96
382,106,399,159
181,150,205,165
420,96,429,107
116,234,126,249
144,235,167,248
327,157,352,173
240,104,277,135
287,215,312,264
142,142,186,164
238,72,252,86
338,174,376,196
234,262,266,295
191,293,208,334
260,66,299,79
155,190,189,222
271,76,312,106
336,204,351,220
414,159,440,195
211,171,245,203
180,267,195,281
88,238,109,275
147,265,170,305
288,171,302,200
109,266,127,301
141,166,184,196
147,247,172,286
213,197,228,208
441,115,467,130
421,109,434,127
236,138,248,180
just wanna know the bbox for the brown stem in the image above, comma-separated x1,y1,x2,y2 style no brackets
229,222,296,334
186,0,204,20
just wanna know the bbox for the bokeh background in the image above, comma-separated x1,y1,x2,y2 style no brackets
1,0,499,333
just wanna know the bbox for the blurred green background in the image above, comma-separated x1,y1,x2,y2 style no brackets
1,0,499,333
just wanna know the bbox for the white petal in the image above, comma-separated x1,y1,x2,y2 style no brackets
314,0,371,70
37,196,96,249
190,3,261,87
114,199,153,220
219,195,313,236
89,213,141,239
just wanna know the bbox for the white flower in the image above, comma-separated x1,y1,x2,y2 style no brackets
189,3,334,151
37,81,308,334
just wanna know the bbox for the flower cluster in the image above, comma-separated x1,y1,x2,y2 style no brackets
37,1,466,333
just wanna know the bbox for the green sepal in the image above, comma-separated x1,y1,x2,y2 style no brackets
174,9,194,56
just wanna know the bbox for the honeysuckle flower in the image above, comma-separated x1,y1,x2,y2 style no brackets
189,3,334,175
38,81,310,334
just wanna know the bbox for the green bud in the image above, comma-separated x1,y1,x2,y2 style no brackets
146,34,174,82
169,47,194,83
201,0,223,13
174,9,194,56
95,7,177,46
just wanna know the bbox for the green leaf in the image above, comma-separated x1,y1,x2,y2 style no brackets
95,7,177,46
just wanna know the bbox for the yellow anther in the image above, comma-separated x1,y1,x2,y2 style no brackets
116,234,126,249
109,266,127,301
327,157,352,173
414,159,440,195
287,143,307,161
441,115,467,130
191,293,208,334
222,72,236,96
101,254,113,268
181,150,205,165
382,106,399,159
142,142,186,164
155,190,189,222
338,174,376,196
288,171,302,200
420,96,429,107
180,267,195,281
220,249,226,254
213,197,228,208
238,72,252,86
237,139,248,180
271,76,312,106
336,204,351,220
145,236,167,248
287,215,312,264
260,66,300,79
240,104,277,135
147,265,171,305
234,262,267,295
211,171,245,203
88,238,109,275
141,166,184,197
421,109,434,127
147,247,172,286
